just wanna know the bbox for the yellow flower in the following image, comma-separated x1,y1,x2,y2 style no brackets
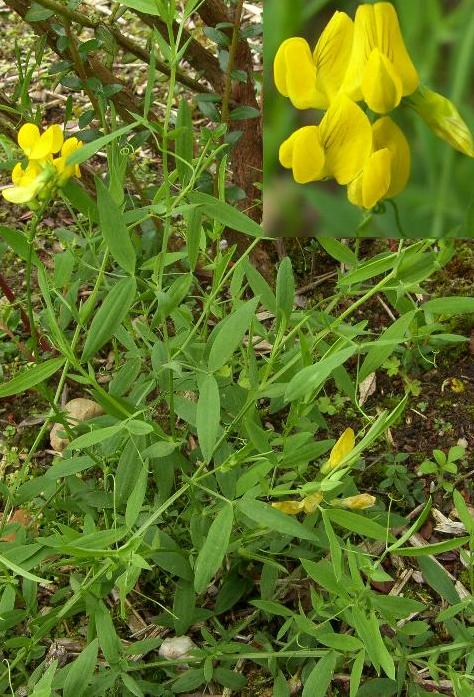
347,116,410,209
333,493,376,510
343,2,419,114
320,428,355,474
407,86,474,157
53,137,83,182
18,122,64,160
274,11,354,110
279,95,372,185
271,492,323,516
2,161,52,204
3,123,83,206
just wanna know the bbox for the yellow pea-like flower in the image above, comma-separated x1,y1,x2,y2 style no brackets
347,116,410,209
271,500,304,515
343,2,419,114
333,493,376,510
407,86,474,158
274,11,354,110
271,492,323,516
53,137,83,182
279,95,372,185
320,427,355,474
2,161,50,204
18,122,64,160
3,123,83,206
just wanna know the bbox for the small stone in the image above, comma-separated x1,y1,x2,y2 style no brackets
158,636,196,661
50,398,103,452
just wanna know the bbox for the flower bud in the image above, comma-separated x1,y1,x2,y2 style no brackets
336,493,376,510
408,86,474,157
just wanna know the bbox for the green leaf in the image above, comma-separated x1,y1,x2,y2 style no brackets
422,296,474,315
194,505,233,593
62,180,99,223
96,177,136,274
317,633,363,652
95,602,122,665
175,99,193,185
117,0,161,14
230,106,260,120
276,257,295,324
67,121,139,166
25,3,54,21
67,423,122,450
196,374,220,462
184,207,202,271
453,489,474,533
30,660,58,697
359,311,417,381
322,510,342,581
125,462,148,528
244,260,276,314
326,509,395,542
208,297,259,371
285,347,357,402
394,537,469,556
0,552,50,584
0,357,65,398
0,226,40,264
187,192,263,238
417,556,460,604
171,669,205,693
64,639,98,697
319,238,357,266
238,499,321,542
81,276,136,361
302,651,337,697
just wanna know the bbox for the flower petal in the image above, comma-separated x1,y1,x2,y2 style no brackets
302,492,323,514
11,162,25,185
363,148,392,209
274,38,323,109
272,500,304,515
312,11,354,105
374,2,419,96
30,124,63,160
372,116,410,197
320,95,372,184
342,4,378,102
18,123,40,156
279,126,326,184
321,427,355,473
2,181,41,204
361,48,403,114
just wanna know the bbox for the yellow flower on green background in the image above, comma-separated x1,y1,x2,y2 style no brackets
2,122,83,206
279,95,372,184
274,11,354,110
347,116,410,209
332,493,376,510
320,427,355,474
272,492,323,516
342,2,419,114
53,137,83,182
18,122,64,160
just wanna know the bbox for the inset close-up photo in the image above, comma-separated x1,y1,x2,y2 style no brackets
264,0,474,238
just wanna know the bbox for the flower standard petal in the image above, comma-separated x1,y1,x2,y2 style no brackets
312,11,354,105
362,49,403,114
274,38,323,109
279,126,326,184
321,427,355,474
372,116,410,197
374,2,418,96
18,123,40,156
320,95,372,184
342,4,377,102
30,124,63,160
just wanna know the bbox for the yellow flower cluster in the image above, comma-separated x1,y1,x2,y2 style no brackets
2,123,82,207
274,2,473,209
271,428,376,516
